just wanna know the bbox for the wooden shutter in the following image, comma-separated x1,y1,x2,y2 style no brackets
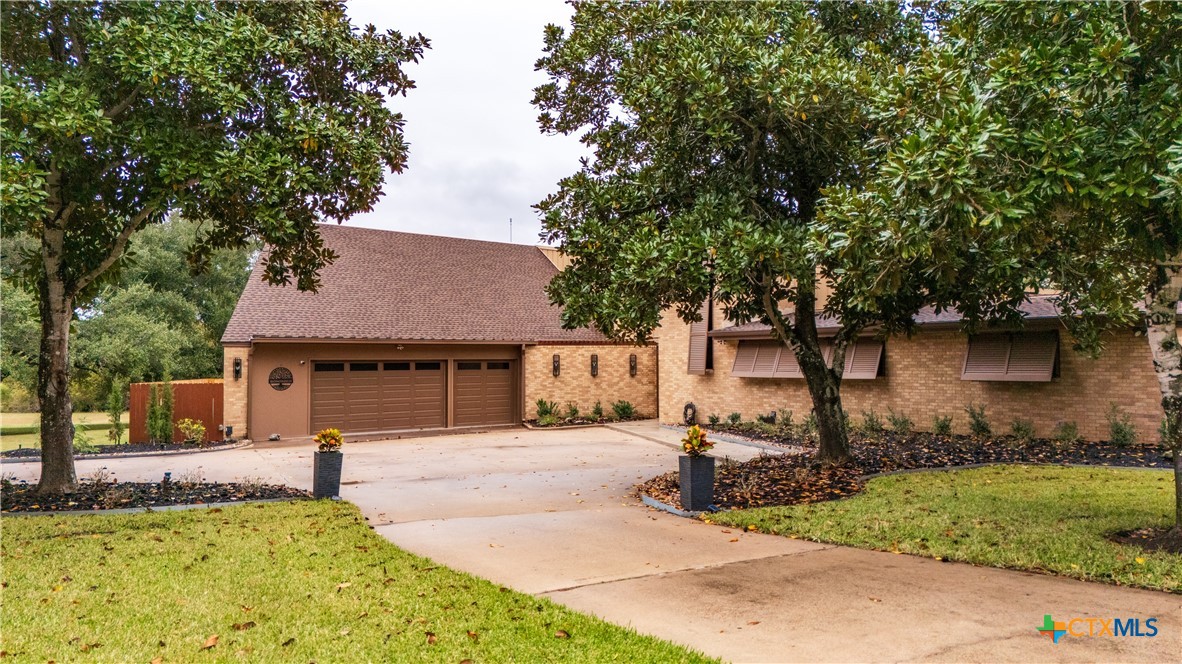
731,340,759,376
687,299,710,375
772,343,803,378
732,340,780,377
842,339,884,380
962,331,1057,382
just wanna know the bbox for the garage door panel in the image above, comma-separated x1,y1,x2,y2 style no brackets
453,361,516,427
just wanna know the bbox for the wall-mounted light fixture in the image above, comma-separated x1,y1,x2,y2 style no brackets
552,354,560,377
629,354,638,377
590,354,599,377
233,357,242,380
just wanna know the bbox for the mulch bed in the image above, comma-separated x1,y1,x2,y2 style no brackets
640,426,1172,512
1109,527,1182,555
526,415,646,428
0,479,309,513
1,439,241,459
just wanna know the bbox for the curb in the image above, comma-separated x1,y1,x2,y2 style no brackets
0,439,253,465
2,496,306,518
657,423,797,454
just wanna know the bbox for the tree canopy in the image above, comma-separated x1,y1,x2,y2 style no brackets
1,0,428,492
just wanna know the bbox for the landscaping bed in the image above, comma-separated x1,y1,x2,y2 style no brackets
640,427,1170,511
1,438,240,459
706,466,1182,591
0,477,307,513
0,500,710,662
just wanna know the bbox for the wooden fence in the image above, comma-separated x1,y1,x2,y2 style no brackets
129,379,223,443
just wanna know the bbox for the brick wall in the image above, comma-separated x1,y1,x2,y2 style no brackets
222,345,250,439
524,344,658,419
655,308,1164,442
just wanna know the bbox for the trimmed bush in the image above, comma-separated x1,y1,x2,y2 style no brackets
1106,403,1137,447
932,415,953,435
861,410,884,434
965,403,991,436
707,413,721,426
886,409,913,435
726,412,742,425
1053,421,1080,446
535,399,558,419
611,400,635,420
1010,418,1035,442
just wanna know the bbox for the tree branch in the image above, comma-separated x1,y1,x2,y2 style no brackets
73,206,155,294
103,85,143,120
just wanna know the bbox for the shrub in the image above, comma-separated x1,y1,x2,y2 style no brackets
1053,421,1080,447
176,418,206,446
965,403,991,436
932,415,953,435
1010,418,1035,442
538,414,559,427
535,399,558,419
680,425,714,457
775,409,794,432
591,401,604,420
801,413,818,436
860,410,884,434
564,402,580,420
707,413,721,426
1106,403,1137,447
313,427,344,452
757,411,776,425
147,375,175,443
886,409,912,435
611,400,636,420
726,411,742,425
73,426,98,453
105,376,127,445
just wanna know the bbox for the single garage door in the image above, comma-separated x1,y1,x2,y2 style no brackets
311,360,446,433
453,360,515,427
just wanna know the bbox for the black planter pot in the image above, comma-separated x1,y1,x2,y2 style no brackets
679,454,715,511
313,451,344,499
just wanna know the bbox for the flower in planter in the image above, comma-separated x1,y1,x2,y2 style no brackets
313,428,344,453
681,425,714,457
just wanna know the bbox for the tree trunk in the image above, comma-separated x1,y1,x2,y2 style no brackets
798,353,851,464
1142,260,1182,532
35,272,77,495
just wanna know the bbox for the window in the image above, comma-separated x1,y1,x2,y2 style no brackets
384,362,410,371
415,362,442,371
487,361,510,370
962,331,1058,382
731,338,882,379
350,362,378,371
687,299,713,375
457,362,482,371
313,362,345,372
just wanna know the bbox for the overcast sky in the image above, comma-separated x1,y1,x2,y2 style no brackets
342,0,584,245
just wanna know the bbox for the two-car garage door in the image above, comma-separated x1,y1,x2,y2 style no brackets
310,360,514,433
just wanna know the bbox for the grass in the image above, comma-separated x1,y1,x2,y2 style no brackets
0,411,129,451
709,465,1182,593
0,500,711,663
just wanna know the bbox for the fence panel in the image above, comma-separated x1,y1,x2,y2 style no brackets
129,379,224,443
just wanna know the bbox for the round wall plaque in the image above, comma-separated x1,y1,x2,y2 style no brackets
268,367,293,391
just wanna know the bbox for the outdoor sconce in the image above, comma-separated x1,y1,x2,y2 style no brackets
629,354,638,377
590,354,599,377
233,357,242,380
552,354,560,377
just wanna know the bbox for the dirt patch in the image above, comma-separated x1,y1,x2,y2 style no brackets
1,439,242,459
1,479,309,513
1110,527,1182,555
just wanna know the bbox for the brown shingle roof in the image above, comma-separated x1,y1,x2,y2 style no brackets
221,225,607,344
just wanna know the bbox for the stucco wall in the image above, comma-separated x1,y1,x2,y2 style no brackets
523,344,658,419
655,308,1164,442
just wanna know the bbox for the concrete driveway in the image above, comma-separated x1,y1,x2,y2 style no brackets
6,422,1179,662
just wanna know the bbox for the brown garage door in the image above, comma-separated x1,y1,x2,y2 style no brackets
311,360,446,433
453,360,515,427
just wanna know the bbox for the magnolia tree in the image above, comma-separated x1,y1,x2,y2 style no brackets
826,2,1182,531
1,1,428,493
534,1,1037,463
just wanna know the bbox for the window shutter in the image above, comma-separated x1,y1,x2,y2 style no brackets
687,299,711,375
772,343,802,378
843,339,884,380
731,341,759,377
962,331,1057,382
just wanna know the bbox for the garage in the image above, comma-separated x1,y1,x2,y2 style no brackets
309,358,513,433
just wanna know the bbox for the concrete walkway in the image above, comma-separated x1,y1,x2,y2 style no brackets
7,422,1179,662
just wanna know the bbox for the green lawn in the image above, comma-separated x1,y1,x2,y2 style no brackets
0,500,711,663
0,411,129,451
709,465,1182,592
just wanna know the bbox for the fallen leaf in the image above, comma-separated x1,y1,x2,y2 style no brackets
868,596,882,603
336,582,352,592
1135,557,1146,565
425,632,437,645
729,538,739,543
79,643,101,652
554,629,570,639
281,638,295,647
201,635,218,651
151,658,162,664
232,621,256,631
467,630,479,642
339,627,350,636
747,621,760,625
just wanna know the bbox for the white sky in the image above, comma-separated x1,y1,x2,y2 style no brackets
342,0,584,245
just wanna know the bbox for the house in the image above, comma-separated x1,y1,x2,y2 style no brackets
654,298,1165,441
220,225,656,440
223,224,1163,444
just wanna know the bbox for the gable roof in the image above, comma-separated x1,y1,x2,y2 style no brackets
221,225,606,344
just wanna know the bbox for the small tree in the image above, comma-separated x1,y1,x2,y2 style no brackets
146,383,162,444
105,375,126,445
158,374,175,444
